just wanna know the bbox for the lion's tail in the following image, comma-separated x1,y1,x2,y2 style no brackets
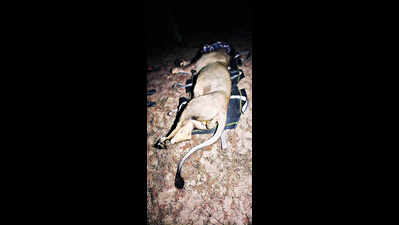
175,115,226,189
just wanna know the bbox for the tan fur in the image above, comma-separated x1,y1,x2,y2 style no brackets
171,49,230,75
157,49,233,189
158,50,231,147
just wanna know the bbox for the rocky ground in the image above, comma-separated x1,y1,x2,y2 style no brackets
146,31,252,225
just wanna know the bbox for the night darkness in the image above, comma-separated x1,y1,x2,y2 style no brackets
146,4,252,57
8,3,386,224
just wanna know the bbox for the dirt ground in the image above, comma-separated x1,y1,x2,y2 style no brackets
147,32,252,225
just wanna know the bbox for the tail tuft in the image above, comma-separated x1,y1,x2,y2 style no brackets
175,171,185,189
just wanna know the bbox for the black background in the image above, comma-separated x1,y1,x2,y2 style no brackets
2,2,394,224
